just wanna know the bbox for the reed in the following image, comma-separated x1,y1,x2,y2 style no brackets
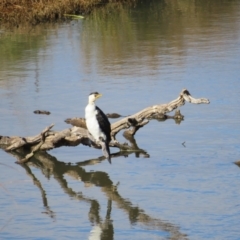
0,0,135,27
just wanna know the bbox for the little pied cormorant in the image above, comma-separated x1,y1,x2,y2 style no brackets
85,92,111,163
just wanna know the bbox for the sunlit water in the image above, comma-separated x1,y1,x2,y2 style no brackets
1,0,240,239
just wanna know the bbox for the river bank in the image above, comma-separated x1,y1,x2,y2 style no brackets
0,0,136,27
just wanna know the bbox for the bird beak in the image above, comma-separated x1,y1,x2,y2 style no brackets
96,93,102,99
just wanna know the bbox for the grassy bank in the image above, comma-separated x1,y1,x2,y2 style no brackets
0,0,135,27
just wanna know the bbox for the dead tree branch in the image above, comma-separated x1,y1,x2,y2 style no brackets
110,89,209,139
0,89,209,163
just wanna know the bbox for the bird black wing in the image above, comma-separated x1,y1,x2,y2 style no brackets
96,106,111,143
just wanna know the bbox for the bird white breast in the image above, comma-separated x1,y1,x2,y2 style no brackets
85,104,106,141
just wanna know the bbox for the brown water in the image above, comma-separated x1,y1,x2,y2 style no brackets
1,0,240,239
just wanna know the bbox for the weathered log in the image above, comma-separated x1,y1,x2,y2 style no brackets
33,110,51,115
0,89,209,162
65,117,87,129
106,113,124,118
111,89,209,139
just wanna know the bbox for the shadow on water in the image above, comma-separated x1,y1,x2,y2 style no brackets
4,132,187,240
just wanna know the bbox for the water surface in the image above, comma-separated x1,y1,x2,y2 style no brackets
1,0,240,239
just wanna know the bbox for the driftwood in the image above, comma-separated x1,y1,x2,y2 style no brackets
0,89,209,163
33,110,51,115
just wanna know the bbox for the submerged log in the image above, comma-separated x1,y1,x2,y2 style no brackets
33,110,51,115
0,89,209,163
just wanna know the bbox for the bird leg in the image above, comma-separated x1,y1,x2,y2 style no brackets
87,132,93,141
86,132,102,149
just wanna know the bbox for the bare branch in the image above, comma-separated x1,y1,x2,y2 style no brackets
6,124,55,151
110,89,209,139
0,89,209,163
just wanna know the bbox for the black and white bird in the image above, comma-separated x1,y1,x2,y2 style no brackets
85,92,111,163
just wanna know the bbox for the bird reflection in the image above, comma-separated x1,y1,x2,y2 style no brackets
6,135,188,240
88,199,114,240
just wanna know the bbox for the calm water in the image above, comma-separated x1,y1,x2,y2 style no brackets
1,0,240,239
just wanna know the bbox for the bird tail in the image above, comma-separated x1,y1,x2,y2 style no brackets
106,142,111,164
100,140,111,164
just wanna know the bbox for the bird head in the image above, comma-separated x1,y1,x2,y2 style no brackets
88,92,102,103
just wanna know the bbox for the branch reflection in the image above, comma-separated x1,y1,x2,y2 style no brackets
7,135,187,239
